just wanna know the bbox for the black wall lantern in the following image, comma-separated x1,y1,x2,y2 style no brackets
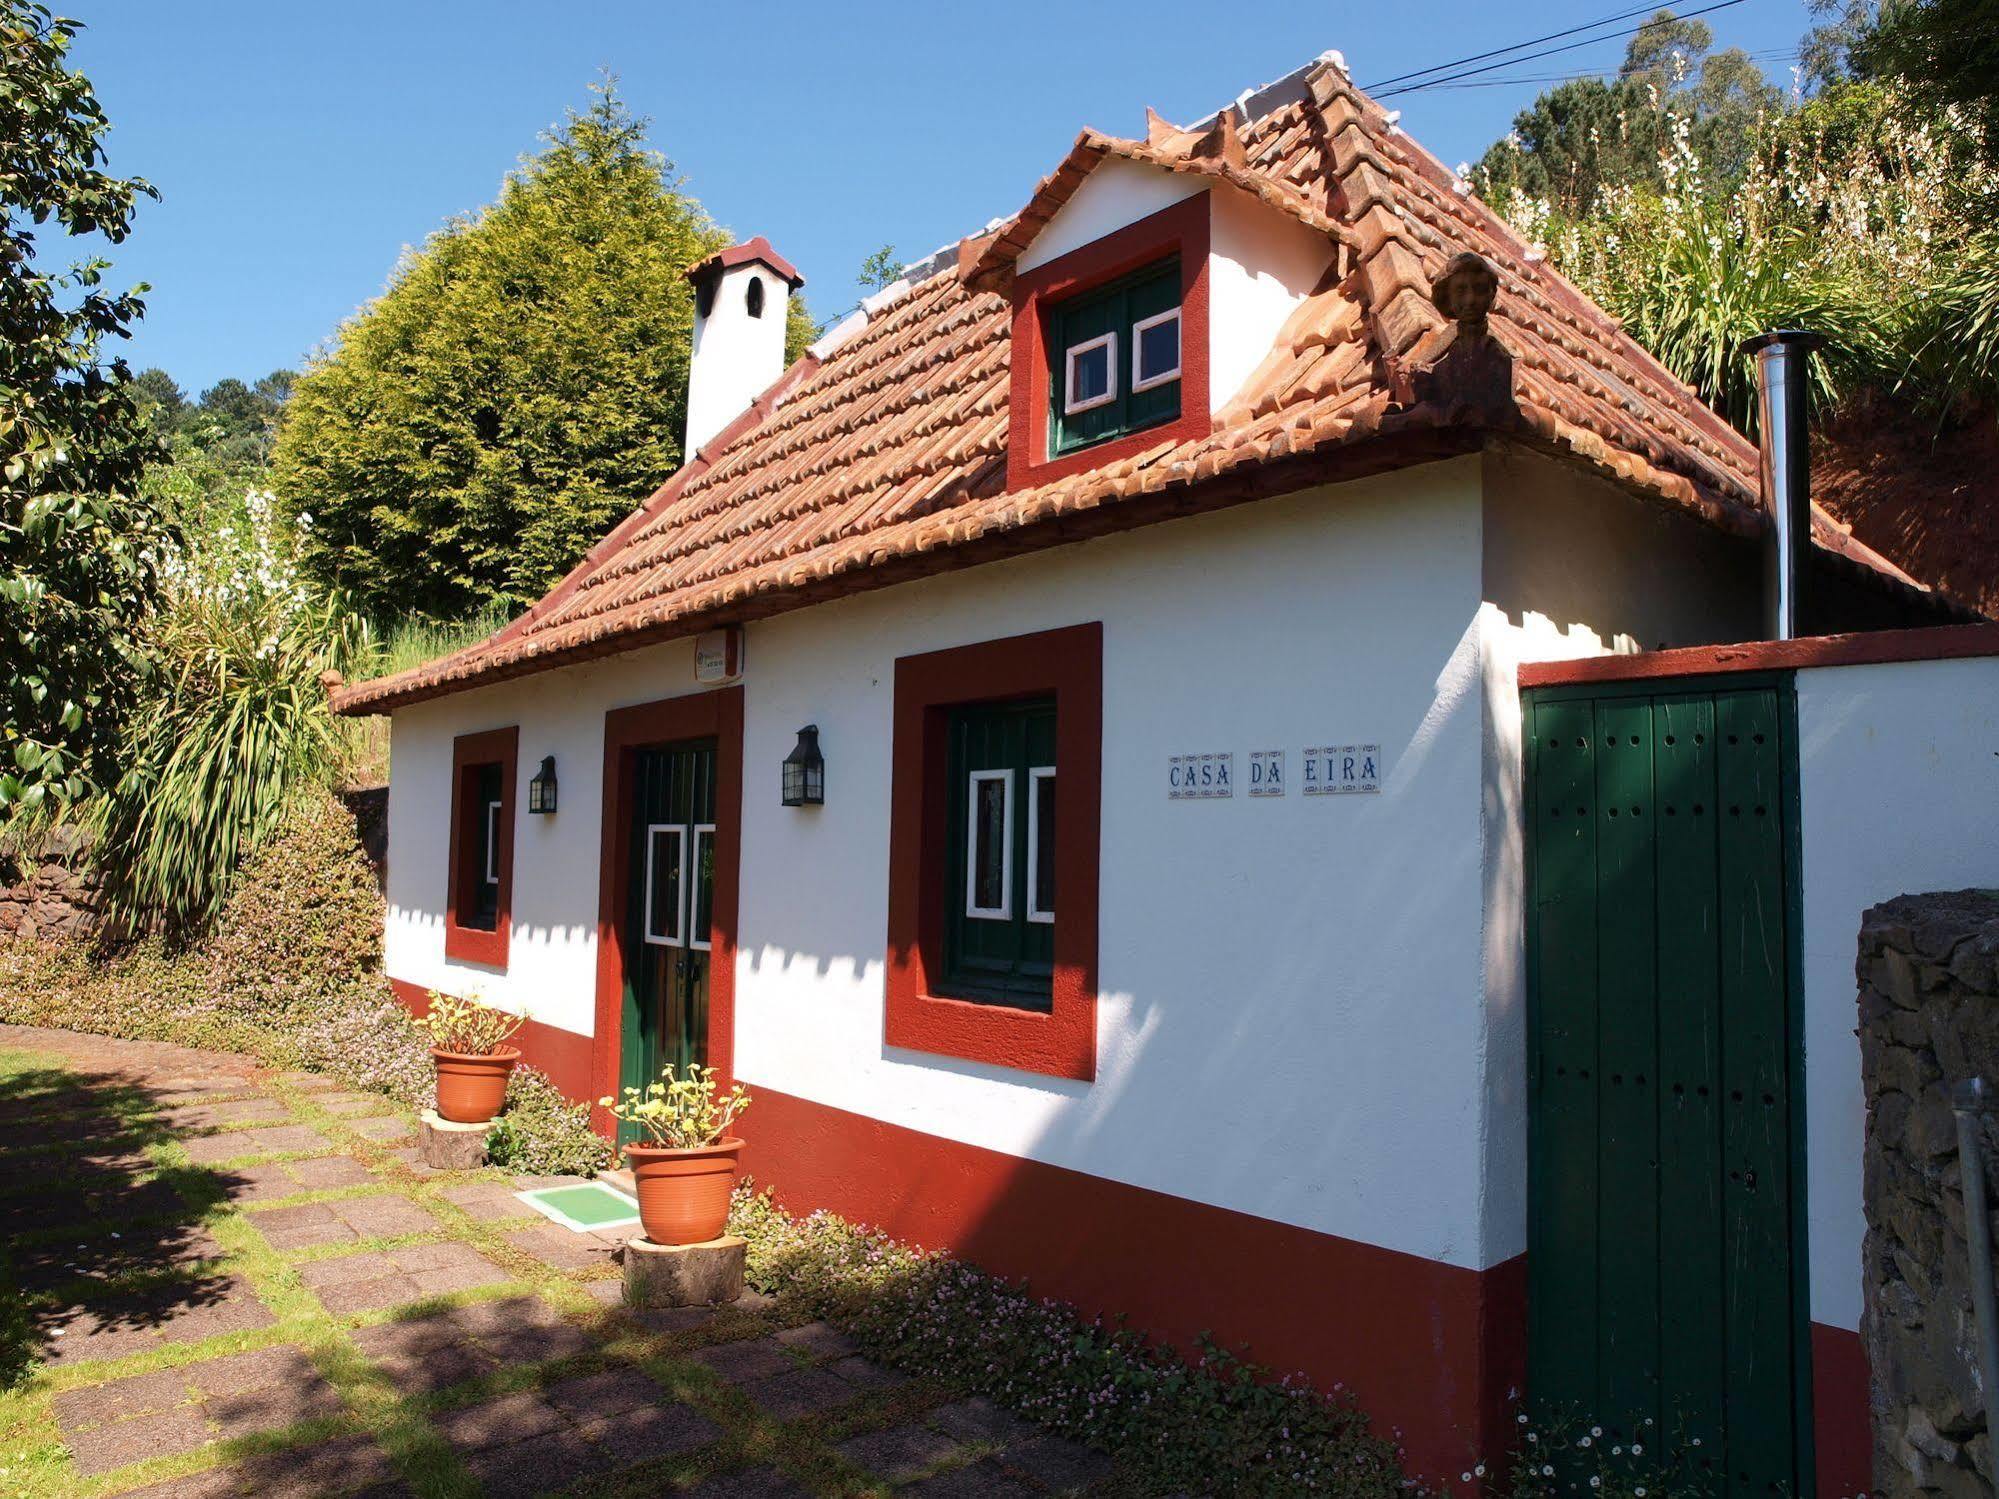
781,726,824,807
527,755,558,815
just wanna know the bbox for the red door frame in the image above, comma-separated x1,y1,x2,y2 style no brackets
591,686,744,1135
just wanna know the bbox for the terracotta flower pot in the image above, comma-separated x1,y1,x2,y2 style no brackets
431,1046,520,1124
624,1137,745,1245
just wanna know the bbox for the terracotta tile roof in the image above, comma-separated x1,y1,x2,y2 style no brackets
689,236,804,289
334,58,1960,714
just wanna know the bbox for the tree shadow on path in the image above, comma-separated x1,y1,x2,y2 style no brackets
0,1063,254,1389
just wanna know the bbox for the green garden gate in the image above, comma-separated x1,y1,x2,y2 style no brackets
1525,675,1811,1494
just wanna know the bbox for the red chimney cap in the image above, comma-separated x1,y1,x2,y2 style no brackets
686,236,804,290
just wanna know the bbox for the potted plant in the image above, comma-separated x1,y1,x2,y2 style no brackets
601,1065,751,1245
423,991,525,1124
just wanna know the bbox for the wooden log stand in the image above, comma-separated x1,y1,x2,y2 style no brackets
622,1234,746,1308
418,1109,489,1170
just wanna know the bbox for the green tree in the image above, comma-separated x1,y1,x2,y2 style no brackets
858,244,905,292
0,1,167,823
273,81,751,619
1856,0,1999,158
130,366,188,433
1475,9,1786,215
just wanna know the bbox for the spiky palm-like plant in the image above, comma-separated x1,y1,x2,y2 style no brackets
93,492,371,936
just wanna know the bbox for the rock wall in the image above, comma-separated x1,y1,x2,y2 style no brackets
1861,889,1999,1496
0,825,101,941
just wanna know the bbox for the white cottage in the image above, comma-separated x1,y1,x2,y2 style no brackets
333,54,1984,1490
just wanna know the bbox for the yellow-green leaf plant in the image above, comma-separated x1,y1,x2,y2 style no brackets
599,1064,749,1149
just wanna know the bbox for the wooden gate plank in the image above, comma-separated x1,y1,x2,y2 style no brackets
1715,688,1795,1494
1652,695,1727,1472
1528,699,1602,1423
1593,699,1661,1437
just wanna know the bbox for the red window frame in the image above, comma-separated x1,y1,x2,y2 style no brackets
445,725,518,968
885,623,1102,1081
1006,194,1212,492
590,687,744,1133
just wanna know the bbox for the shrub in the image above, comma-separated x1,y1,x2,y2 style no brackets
0,790,603,1172
729,1188,1404,1497
91,490,373,934
486,1070,611,1177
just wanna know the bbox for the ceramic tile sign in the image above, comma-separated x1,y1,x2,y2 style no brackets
1248,750,1286,797
1302,744,1381,796
1168,752,1234,799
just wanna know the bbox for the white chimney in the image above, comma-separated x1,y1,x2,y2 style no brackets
684,237,803,457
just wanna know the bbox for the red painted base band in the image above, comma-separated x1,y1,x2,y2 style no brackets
1811,1322,1870,1499
387,977,594,1104
736,1080,1522,1481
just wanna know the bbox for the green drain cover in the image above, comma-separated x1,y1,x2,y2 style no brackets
517,1182,640,1232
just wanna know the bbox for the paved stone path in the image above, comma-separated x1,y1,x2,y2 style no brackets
0,1025,1129,1498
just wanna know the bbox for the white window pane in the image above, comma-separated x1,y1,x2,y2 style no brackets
1027,766,1056,924
965,769,1013,919
644,824,685,946
1132,309,1181,391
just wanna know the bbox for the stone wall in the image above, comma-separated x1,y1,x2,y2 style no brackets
1860,889,1999,1496
0,825,102,942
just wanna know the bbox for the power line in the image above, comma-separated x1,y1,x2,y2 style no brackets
1373,0,1751,99
1416,47,1800,92
1363,1,1680,91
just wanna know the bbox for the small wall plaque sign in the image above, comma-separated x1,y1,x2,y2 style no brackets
1168,753,1234,799
1248,750,1286,797
1302,744,1381,796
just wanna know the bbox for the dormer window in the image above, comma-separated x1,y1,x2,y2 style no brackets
1049,258,1181,456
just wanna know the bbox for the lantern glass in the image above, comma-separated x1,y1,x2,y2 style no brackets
782,725,824,807
528,756,558,815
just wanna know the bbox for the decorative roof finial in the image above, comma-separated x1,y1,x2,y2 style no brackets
1431,252,1498,341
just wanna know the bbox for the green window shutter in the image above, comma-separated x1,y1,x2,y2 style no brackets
943,698,1057,1008
1049,258,1181,457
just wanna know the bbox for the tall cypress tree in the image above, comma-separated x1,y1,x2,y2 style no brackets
275,82,807,620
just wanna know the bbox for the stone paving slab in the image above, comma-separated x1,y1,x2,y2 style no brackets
689,1469,815,1498
439,1180,540,1222
164,1096,291,1131
347,1115,414,1143
447,1385,722,1498
300,1242,509,1315
776,1320,859,1360
37,1273,276,1365
13,1221,225,1295
232,1431,408,1498
840,1423,966,1483
505,1220,622,1273
906,1461,1039,1497
742,1365,856,1422
249,1192,440,1250
181,1123,332,1164
691,1336,797,1384
52,1343,342,1475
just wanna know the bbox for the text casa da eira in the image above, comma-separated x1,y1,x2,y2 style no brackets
1166,745,1381,800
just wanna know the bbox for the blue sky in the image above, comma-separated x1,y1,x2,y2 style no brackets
62,0,1816,397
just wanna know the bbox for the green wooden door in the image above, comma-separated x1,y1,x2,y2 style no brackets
619,739,718,1145
1526,678,1808,1494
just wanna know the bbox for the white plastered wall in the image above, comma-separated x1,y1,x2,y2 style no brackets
734,461,1495,1267
384,637,714,1038
1014,157,1203,274
1796,655,1999,1334
1474,446,1766,1265
1207,180,1330,413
